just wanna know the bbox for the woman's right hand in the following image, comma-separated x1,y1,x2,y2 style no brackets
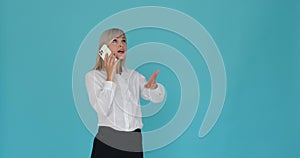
104,53,119,81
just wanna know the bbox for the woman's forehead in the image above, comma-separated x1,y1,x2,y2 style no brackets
115,34,126,39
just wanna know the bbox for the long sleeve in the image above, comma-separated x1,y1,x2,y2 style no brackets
85,71,117,116
139,74,165,103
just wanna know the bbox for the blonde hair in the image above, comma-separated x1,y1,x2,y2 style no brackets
93,28,126,74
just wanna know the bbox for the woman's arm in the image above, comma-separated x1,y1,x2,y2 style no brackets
85,71,116,116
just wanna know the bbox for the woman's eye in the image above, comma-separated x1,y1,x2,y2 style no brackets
122,40,126,43
112,39,117,43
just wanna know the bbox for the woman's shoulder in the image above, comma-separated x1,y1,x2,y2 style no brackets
85,69,106,79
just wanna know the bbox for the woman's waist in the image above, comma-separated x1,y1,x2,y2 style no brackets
97,122,143,132
95,126,143,152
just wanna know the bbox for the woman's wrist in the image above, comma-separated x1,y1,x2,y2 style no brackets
106,71,114,81
150,83,158,89
106,77,113,81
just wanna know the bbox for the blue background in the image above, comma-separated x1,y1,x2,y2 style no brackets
1,0,299,157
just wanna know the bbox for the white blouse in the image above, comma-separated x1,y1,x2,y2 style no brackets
85,68,165,131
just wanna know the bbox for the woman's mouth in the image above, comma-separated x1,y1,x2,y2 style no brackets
117,50,125,54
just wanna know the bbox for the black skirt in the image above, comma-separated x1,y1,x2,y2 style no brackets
91,126,143,158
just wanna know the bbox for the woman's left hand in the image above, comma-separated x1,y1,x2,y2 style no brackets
144,70,160,89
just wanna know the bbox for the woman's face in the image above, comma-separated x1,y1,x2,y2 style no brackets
108,34,127,60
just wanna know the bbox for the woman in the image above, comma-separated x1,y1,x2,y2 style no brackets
85,28,165,158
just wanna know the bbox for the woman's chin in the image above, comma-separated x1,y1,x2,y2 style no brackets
117,55,126,60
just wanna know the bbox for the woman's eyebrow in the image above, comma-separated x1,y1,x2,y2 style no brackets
117,37,126,40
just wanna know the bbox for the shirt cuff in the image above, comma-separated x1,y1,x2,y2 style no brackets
149,83,165,103
103,81,117,91
150,83,163,94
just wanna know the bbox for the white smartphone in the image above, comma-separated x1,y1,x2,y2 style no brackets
98,44,112,60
